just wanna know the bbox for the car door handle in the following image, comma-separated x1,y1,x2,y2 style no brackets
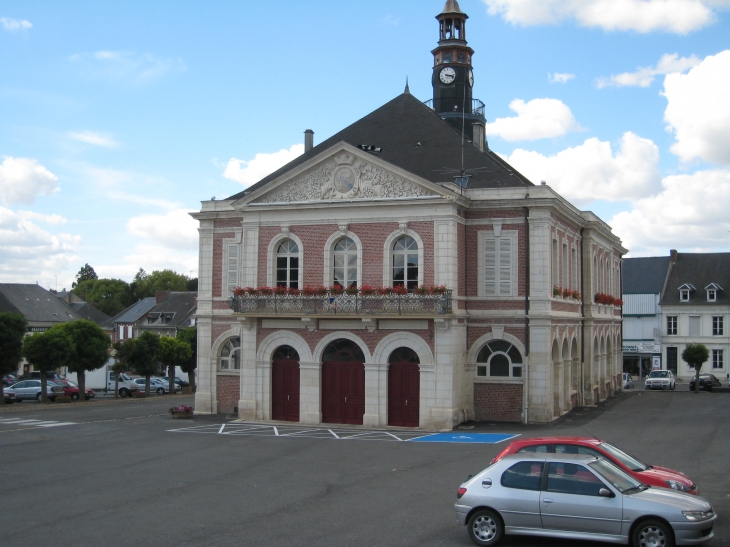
543,499,554,504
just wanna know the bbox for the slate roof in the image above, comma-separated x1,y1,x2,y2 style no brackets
660,253,730,306
0,284,80,324
228,92,533,201
105,297,158,326
622,257,671,294
138,292,197,330
69,302,111,325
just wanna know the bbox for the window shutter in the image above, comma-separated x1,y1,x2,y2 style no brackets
689,316,700,337
484,238,496,296
227,245,239,295
499,237,512,296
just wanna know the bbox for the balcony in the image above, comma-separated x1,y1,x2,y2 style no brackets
228,290,453,317
423,98,486,118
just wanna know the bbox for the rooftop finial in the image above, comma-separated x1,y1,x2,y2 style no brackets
404,77,410,94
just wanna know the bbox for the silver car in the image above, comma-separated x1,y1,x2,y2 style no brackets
455,453,715,546
623,373,635,389
7,380,65,402
645,370,676,390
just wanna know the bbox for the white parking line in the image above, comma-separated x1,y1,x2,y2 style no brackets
36,422,75,428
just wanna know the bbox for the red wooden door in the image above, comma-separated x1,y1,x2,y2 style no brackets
271,346,300,422
321,340,365,425
388,348,420,427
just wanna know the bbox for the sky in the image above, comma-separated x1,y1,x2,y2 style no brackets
2,0,730,291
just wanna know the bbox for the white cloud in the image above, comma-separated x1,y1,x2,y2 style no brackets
0,156,59,205
596,53,701,88
67,130,118,148
121,244,198,279
126,209,198,250
611,169,730,255
482,0,718,34
223,144,304,187
504,132,661,203
68,51,186,84
485,98,582,142
0,205,80,284
549,72,576,83
17,211,67,225
107,191,180,210
663,50,730,166
1,17,31,32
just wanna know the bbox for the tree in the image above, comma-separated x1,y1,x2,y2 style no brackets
186,278,198,292
59,320,110,401
22,327,75,402
72,263,98,288
158,336,192,395
683,344,710,394
0,312,27,405
72,278,133,317
132,269,191,300
122,332,161,395
177,326,197,392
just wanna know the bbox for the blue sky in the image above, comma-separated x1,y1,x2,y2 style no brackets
2,0,730,290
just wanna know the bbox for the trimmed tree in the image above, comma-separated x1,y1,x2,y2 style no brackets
158,336,192,396
0,312,28,405
60,320,111,401
126,332,161,395
176,326,197,392
22,327,75,402
683,343,710,394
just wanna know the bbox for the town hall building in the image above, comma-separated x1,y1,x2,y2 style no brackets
191,1,625,427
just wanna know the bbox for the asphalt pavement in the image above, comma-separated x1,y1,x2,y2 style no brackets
1,389,728,547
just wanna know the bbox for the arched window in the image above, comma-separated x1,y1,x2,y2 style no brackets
333,237,357,288
476,340,523,378
323,339,365,362
276,239,299,289
393,236,419,290
273,345,299,361
388,347,420,364
220,338,240,370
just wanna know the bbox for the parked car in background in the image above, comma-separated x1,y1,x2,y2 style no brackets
645,370,676,390
3,389,17,404
689,374,722,392
53,379,95,401
622,373,634,389
8,380,65,402
173,377,189,388
491,436,699,494
455,453,715,547
3,374,17,387
133,377,178,394
18,371,65,382
152,377,182,393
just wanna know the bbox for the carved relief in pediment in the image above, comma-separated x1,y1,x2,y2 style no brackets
256,153,434,203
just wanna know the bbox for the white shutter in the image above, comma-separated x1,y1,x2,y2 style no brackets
127,325,133,338
227,244,239,295
498,237,512,296
689,316,700,337
119,326,124,340
484,238,496,296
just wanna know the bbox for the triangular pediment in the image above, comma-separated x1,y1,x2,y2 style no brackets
236,143,455,207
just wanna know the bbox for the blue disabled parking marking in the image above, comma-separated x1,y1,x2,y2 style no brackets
407,433,519,444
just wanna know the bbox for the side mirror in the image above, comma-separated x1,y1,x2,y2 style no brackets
482,478,492,489
598,488,614,498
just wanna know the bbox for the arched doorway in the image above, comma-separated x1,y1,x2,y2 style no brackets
322,339,365,424
272,345,300,422
388,347,420,427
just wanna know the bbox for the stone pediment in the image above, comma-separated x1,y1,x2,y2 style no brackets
250,150,439,205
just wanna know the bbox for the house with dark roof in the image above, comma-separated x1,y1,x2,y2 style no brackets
56,291,112,326
621,256,671,378
103,297,158,344
137,291,197,338
190,1,626,425
660,250,730,381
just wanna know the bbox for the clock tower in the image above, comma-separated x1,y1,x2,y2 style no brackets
429,0,486,144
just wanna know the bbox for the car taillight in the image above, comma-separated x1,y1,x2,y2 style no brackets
457,487,467,499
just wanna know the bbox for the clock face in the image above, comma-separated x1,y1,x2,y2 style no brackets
468,70,474,87
439,67,456,84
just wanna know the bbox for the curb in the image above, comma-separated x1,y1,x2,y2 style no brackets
0,393,193,413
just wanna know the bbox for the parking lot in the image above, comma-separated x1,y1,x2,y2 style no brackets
1,389,728,547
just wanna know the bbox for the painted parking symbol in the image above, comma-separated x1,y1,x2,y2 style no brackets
407,433,519,444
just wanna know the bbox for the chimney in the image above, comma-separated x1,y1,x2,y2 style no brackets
304,129,314,152
472,122,485,152
670,249,678,263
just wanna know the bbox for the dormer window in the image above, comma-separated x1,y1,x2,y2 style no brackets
678,283,696,302
705,283,723,302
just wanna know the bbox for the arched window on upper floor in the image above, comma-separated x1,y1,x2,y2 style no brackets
276,239,299,289
392,236,419,290
333,237,358,289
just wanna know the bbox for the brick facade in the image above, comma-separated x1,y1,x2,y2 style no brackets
473,383,523,422
217,375,239,414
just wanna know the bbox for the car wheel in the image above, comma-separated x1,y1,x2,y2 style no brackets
157,387,165,395
36,393,42,401
85,396,90,401
633,519,674,547
645,385,650,390
50,397,56,402
119,389,128,398
71,393,79,401
467,509,504,546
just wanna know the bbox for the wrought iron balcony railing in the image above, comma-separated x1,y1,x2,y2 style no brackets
423,98,485,117
228,290,452,316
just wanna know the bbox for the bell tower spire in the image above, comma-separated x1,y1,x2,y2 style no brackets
428,0,486,144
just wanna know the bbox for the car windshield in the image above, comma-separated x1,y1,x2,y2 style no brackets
589,459,644,493
598,443,648,471
649,371,668,378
